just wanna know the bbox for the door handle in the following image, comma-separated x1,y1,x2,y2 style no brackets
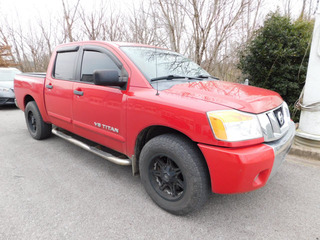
74,90,84,96
46,84,53,89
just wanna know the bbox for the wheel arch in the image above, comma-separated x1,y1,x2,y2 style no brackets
22,94,50,123
24,95,35,108
133,125,210,179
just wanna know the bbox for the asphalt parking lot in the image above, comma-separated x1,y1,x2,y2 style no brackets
1,105,320,240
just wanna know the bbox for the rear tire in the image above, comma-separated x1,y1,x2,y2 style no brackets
139,134,210,215
25,101,52,140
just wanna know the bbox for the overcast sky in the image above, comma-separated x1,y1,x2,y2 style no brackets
1,0,133,25
0,0,316,31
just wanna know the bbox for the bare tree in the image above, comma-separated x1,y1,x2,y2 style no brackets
0,0,312,80
128,2,160,45
102,10,126,41
154,0,188,53
0,28,16,66
37,14,61,62
283,0,292,17
244,0,263,42
3,20,28,71
182,0,219,65
187,0,247,80
302,0,318,20
0,44,15,67
299,0,307,19
79,2,106,40
61,0,81,42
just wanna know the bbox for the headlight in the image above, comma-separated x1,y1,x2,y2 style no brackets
207,110,263,142
0,87,10,92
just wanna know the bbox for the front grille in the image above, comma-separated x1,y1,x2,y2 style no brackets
0,97,15,105
0,98,8,104
257,102,291,142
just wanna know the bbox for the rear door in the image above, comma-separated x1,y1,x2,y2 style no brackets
45,46,79,132
72,45,129,153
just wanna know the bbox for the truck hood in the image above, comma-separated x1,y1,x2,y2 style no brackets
0,81,14,89
164,80,283,114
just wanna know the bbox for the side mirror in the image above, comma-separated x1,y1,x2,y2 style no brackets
93,70,126,87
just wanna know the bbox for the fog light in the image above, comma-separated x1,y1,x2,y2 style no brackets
253,169,270,187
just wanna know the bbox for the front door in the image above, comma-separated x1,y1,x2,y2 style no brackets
72,47,128,153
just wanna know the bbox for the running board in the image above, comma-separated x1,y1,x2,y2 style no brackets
52,128,131,166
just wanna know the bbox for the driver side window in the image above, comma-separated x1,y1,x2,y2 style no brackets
81,51,121,83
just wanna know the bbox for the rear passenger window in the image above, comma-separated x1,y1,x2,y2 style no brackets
54,51,78,80
81,51,121,82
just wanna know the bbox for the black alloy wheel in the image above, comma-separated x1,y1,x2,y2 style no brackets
149,155,185,201
27,111,37,133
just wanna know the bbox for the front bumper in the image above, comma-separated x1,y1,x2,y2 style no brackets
0,90,15,106
0,97,15,105
198,121,295,194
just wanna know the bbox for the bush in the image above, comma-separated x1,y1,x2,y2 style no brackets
238,12,313,121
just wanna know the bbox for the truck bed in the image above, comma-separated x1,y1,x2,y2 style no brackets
18,72,46,78
14,72,49,121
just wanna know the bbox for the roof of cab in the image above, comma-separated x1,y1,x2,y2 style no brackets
55,40,164,50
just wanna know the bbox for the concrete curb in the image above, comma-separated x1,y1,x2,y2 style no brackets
289,143,320,161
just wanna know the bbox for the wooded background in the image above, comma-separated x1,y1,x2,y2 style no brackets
0,0,317,82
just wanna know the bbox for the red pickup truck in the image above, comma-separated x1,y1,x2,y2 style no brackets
14,41,295,215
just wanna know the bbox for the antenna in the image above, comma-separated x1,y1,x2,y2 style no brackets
155,46,159,96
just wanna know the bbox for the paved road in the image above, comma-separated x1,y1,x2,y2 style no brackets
1,106,320,240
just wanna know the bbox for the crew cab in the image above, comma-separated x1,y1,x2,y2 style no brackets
14,41,295,215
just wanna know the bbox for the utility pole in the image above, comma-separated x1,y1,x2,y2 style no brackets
295,10,320,148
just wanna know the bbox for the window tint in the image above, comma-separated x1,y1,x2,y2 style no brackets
54,51,78,80
81,51,121,82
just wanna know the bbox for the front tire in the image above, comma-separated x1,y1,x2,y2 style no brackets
139,134,210,215
25,101,52,140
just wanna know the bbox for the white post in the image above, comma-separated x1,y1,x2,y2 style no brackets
296,11,320,147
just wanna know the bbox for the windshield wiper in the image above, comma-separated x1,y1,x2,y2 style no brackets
150,75,202,82
196,74,219,80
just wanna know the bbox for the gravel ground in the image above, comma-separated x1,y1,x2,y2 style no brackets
1,106,320,240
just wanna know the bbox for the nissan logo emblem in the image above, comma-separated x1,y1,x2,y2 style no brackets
277,111,284,125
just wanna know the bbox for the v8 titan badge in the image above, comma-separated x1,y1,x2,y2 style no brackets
94,122,119,133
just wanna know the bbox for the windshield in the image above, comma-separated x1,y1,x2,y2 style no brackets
121,47,209,82
0,69,21,81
